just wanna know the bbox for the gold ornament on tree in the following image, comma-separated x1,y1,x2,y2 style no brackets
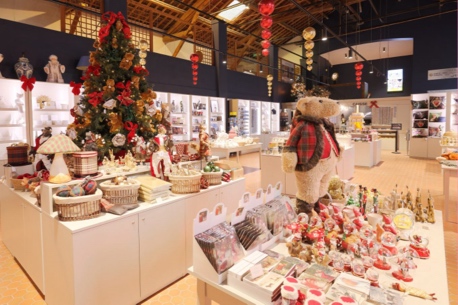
266,74,273,97
302,27,316,71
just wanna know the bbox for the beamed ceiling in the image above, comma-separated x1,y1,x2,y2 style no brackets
60,0,456,60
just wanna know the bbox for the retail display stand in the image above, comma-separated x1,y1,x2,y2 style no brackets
192,203,229,284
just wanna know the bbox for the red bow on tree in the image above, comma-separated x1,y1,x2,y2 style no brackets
115,81,131,90
20,75,36,91
124,121,138,143
70,81,82,96
98,11,131,42
88,91,103,107
86,64,101,77
133,65,149,76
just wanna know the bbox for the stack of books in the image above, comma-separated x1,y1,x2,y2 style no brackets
136,175,172,203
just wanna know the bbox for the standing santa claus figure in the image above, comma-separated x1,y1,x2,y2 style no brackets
30,126,53,171
44,54,65,83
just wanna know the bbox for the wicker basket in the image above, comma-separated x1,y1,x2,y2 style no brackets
53,189,102,221
201,171,222,185
168,172,202,194
11,178,27,191
99,180,140,205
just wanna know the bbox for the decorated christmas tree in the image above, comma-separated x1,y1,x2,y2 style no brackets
67,11,161,159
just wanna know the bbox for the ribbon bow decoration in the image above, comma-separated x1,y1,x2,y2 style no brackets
98,11,131,43
369,100,379,108
124,121,138,143
70,81,82,96
88,91,103,107
20,75,36,91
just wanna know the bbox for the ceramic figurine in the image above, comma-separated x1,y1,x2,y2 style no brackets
409,234,430,259
198,124,211,161
426,191,435,223
286,233,304,258
15,54,33,79
150,124,173,179
44,54,65,83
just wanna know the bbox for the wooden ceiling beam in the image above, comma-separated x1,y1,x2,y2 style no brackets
167,0,208,35
171,12,200,56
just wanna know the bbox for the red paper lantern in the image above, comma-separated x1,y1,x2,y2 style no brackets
262,49,269,57
356,76,362,81
190,53,199,63
260,16,273,29
258,0,275,16
192,70,198,76
261,40,271,49
192,63,198,70
356,81,362,86
355,70,363,76
354,62,364,70
357,86,361,89
193,81,197,85
193,76,198,81
261,29,272,40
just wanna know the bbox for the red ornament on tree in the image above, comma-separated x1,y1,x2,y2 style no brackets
190,53,199,85
258,0,275,15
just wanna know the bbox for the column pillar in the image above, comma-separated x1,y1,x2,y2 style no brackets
211,19,228,98
268,44,279,102
102,0,127,19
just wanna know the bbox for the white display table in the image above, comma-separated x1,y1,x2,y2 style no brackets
261,146,355,196
211,143,262,168
354,140,382,167
190,211,449,305
0,170,245,305
442,164,457,221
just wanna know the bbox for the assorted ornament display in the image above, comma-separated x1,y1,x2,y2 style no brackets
302,27,316,71
258,0,275,56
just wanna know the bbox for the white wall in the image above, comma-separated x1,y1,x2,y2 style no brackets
278,37,302,65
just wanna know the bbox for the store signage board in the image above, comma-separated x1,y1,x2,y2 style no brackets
428,68,457,80
391,123,402,130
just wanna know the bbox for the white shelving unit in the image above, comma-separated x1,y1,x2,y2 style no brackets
169,93,190,141
449,92,458,133
261,101,280,133
249,100,261,135
0,79,28,162
209,97,225,135
190,95,209,141
237,99,250,136
30,81,76,141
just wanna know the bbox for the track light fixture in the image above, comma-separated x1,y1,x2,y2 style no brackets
382,47,386,53
369,65,374,74
348,48,353,59
222,55,227,64
321,28,327,41
260,64,263,73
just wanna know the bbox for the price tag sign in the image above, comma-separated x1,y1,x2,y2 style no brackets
249,264,265,280
391,123,402,130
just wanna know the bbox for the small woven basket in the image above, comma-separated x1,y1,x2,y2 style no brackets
201,171,222,185
11,178,27,191
169,172,202,194
53,189,102,221
99,180,140,205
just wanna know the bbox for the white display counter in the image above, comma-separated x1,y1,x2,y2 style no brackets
190,211,449,305
354,139,382,167
211,143,262,168
261,145,355,196
0,169,245,305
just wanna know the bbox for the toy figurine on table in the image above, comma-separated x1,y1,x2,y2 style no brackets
198,124,211,161
30,126,53,171
83,131,98,151
133,136,147,164
149,124,173,179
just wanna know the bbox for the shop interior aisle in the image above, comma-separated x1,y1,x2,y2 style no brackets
0,151,456,305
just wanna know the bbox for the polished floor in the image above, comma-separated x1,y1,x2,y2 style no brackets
0,150,457,305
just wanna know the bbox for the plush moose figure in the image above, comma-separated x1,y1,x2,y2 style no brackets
281,96,341,217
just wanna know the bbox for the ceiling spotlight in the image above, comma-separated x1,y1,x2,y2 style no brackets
369,65,374,74
344,53,348,58
260,64,263,73
321,28,328,41
382,47,386,53
348,48,353,59
222,54,227,64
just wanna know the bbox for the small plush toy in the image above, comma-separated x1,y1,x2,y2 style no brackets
281,96,341,217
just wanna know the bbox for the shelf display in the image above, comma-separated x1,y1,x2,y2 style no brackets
237,99,250,136
261,101,280,133
0,79,27,160
190,95,209,141
169,93,190,141
450,92,458,133
209,97,226,135
250,100,261,135
31,81,76,141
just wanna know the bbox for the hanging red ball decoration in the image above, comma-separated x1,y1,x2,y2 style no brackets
261,29,272,40
262,49,269,57
355,70,363,76
260,16,273,29
354,62,364,70
357,86,361,89
356,81,362,86
258,0,275,16
354,62,364,89
356,76,362,81
261,40,271,49
190,53,199,86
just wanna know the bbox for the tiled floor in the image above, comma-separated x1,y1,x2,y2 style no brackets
0,150,457,305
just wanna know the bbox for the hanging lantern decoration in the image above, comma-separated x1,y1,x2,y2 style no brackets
190,53,199,85
354,62,364,89
138,39,148,68
267,74,273,97
258,0,275,57
302,27,316,71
